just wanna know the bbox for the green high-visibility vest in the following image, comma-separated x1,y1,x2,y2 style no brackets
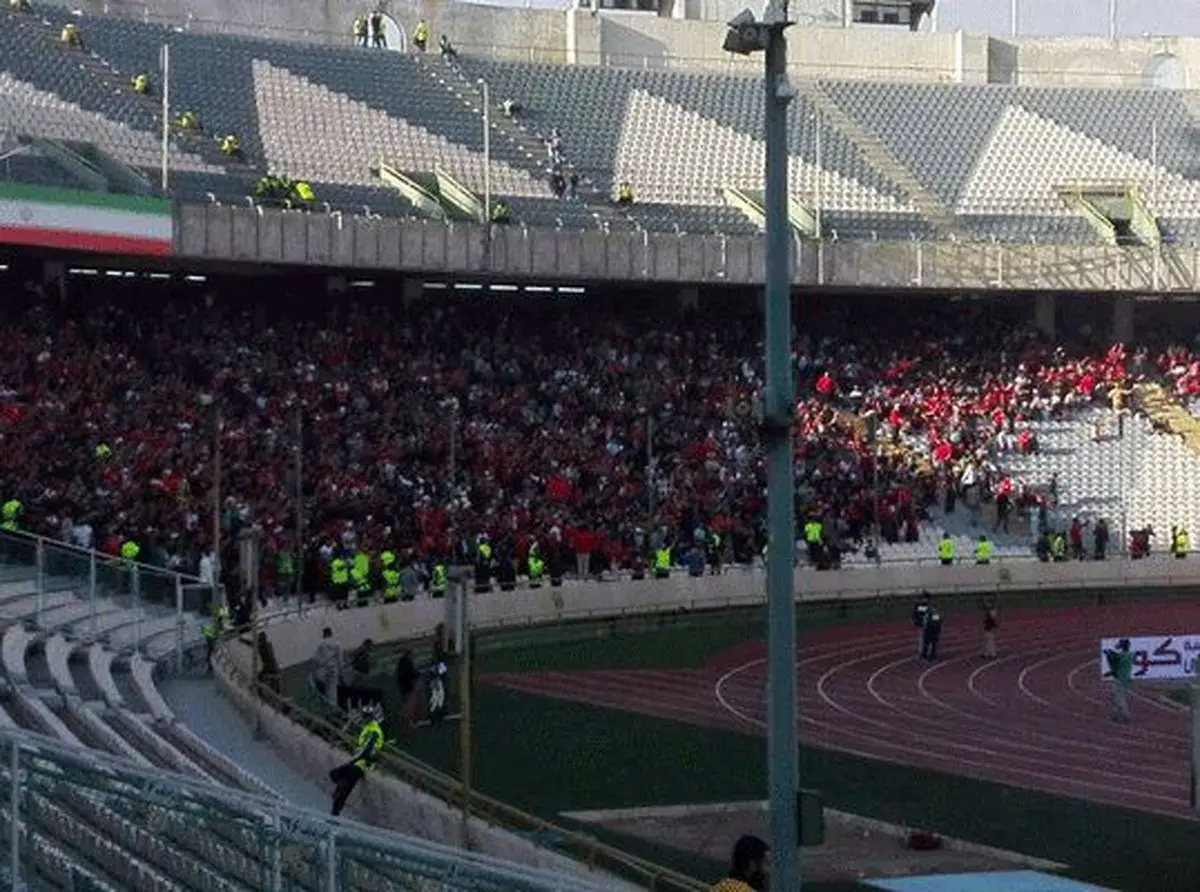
804,521,821,544
121,540,140,561
330,558,349,584
654,548,671,570
975,541,992,562
431,564,447,596
528,555,544,579
382,568,401,600
937,539,953,560
353,720,384,771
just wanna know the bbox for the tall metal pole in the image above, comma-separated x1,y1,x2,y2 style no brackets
763,16,800,891
458,578,473,848
814,115,823,240
160,43,170,191
1010,0,1019,37
213,405,223,606
294,407,304,600
1108,0,1117,40
479,79,492,224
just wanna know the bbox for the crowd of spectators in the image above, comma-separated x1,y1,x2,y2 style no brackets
0,280,1192,590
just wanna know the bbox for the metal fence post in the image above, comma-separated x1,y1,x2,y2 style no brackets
174,574,184,676
9,739,20,892
34,537,44,629
269,806,282,892
324,829,338,892
88,550,98,642
132,567,142,653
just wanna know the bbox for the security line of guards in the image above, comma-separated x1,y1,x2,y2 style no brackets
329,548,448,608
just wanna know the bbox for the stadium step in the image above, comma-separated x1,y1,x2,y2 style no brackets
807,81,963,236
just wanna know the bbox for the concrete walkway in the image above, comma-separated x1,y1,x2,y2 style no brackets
158,676,330,812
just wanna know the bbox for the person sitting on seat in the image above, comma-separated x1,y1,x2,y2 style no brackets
175,110,200,133
412,18,429,51
615,180,634,206
60,22,83,49
490,201,510,225
438,34,457,59
218,133,243,161
130,73,150,95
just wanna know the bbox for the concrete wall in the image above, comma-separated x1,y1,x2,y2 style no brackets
172,205,1200,293
999,36,1199,88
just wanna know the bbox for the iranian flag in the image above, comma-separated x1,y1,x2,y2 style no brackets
0,183,173,257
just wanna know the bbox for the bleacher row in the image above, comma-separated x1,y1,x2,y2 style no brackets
2,7,1199,241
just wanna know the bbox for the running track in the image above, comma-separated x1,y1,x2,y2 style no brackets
486,601,1200,819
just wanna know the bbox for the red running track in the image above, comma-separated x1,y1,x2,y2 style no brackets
486,601,1200,819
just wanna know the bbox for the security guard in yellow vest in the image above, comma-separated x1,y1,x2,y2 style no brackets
412,18,429,51
351,551,372,606
708,835,767,892
490,201,510,224
803,519,823,565
1,498,20,532
474,541,493,594
380,551,401,602
1050,532,1066,562
974,535,992,565
527,550,544,588
175,110,199,132
352,12,368,45
94,442,112,460
219,133,242,160
287,180,315,210
60,22,82,48
120,539,140,562
936,533,954,566
130,73,150,94
329,702,384,816
653,546,671,579
429,562,447,598
1173,526,1189,559
330,555,350,607
202,603,230,669
615,181,634,205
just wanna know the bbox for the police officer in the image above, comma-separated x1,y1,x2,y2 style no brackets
912,591,931,657
329,702,384,815
412,18,429,51
936,532,954,566
0,497,20,532
803,518,822,566
1173,525,1189,559
708,834,768,892
921,603,943,661
653,544,672,579
329,554,350,608
974,534,992,565
379,551,401,602
527,544,545,588
429,559,447,598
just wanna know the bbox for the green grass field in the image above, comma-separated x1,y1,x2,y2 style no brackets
284,587,1200,891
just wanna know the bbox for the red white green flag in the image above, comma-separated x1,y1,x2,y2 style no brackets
0,183,173,257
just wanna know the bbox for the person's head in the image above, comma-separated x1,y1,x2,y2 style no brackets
1118,638,1131,652
730,834,768,889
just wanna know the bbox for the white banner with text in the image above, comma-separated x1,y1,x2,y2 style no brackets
1099,635,1200,680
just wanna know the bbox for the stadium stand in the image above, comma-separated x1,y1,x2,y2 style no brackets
2,7,1195,239
0,724,607,891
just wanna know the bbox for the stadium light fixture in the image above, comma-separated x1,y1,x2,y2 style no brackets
723,3,801,891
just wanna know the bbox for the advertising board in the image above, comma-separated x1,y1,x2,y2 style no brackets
1098,635,1200,680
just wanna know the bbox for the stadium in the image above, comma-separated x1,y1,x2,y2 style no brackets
0,0,1199,888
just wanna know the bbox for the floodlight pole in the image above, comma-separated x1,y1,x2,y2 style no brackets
762,12,800,892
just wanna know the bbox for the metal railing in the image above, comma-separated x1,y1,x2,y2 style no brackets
219,649,708,892
0,528,215,672
0,724,609,892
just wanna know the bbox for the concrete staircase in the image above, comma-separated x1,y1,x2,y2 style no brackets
808,81,964,238
422,54,635,231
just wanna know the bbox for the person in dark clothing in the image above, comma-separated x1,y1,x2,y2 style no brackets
912,591,931,657
395,649,419,726
921,606,943,661
495,551,517,591
256,631,281,693
709,834,768,891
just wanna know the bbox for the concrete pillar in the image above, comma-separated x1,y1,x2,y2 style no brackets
678,285,699,311
1034,293,1056,338
1112,297,1135,344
